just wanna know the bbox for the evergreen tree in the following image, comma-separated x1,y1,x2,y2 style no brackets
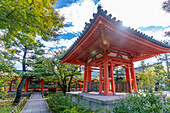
158,54,170,80
13,41,46,103
47,50,82,94
138,60,147,73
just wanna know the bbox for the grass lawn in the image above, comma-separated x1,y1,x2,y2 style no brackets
0,104,15,113
0,97,27,113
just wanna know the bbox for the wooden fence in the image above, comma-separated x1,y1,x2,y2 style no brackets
115,81,130,93
87,81,130,93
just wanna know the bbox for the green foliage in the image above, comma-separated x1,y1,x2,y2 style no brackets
158,54,170,79
46,93,101,113
112,91,170,113
46,50,82,94
0,75,14,99
0,0,64,48
138,60,147,73
29,56,53,80
0,45,15,74
153,63,166,81
137,68,155,89
137,63,169,90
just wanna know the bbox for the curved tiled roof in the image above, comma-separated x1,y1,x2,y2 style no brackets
60,6,170,60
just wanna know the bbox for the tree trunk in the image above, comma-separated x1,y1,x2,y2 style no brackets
13,46,27,104
13,76,27,104
165,54,170,79
68,76,73,92
57,82,67,94
63,84,67,94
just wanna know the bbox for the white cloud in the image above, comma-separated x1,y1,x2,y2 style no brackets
55,0,170,44
100,0,170,28
134,57,158,67
57,0,98,34
56,36,78,48
138,27,170,41
45,0,169,68
57,0,170,33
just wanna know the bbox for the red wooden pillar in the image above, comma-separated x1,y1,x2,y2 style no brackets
79,81,82,91
83,64,88,92
110,62,115,94
104,54,109,95
75,81,77,90
87,68,91,92
125,66,133,93
130,62,138,92
25,78,28,92
88,69,92,82
41,79,44,92
99,65,103,94
56,82,58,92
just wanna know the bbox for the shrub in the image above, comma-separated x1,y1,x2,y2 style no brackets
46,93,101,113
112,90,169,113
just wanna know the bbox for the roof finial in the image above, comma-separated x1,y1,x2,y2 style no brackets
97,5,102,11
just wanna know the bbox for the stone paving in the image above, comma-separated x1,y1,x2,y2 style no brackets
21,92,51,113
67,91,127,101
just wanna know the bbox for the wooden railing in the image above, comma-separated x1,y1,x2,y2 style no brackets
86,81,130,93
115,81,130,93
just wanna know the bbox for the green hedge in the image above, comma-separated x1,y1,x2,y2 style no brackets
46,93,101,113
112,91,170,113
46,91,170,113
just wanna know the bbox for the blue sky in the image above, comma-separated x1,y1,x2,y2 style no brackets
15,0,170,69
55,0,100,9
50,0,170,50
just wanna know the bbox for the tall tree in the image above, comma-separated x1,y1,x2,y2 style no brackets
47,50,82,94
153,63,166,82
153,63,167,90
138,60,147,73
0,0,64,103
0,0,64,48
13,41,47,103
136,68,155,90
158,54,170,79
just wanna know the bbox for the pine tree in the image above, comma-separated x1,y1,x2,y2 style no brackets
13,41,47,103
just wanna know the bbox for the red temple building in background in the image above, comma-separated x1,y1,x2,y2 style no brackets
8,76,83,92
60,6,170,95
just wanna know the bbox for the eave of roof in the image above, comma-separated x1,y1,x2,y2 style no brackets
60,6,170,60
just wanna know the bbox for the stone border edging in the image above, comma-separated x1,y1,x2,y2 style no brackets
10,97,28,113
